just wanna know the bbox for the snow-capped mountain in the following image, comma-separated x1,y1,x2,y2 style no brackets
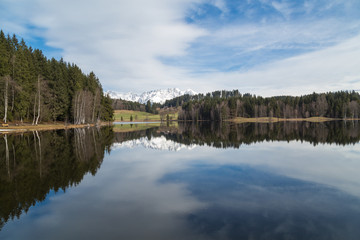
106,88,197,104
112,136,197,151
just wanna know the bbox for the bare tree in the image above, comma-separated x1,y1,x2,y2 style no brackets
32,93,37,125
35,76,41,125
3,76,10,123
92,88,98,123
349,101,359,119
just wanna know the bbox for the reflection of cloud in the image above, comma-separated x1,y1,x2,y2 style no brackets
1,147,209,240
2,140,360,239
162,165,360,239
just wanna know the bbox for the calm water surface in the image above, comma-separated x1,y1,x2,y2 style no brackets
1,122,360,240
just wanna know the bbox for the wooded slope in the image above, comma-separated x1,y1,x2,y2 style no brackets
0,30,113,124
175,90,360,121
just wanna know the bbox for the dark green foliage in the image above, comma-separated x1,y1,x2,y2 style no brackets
100,94,114,122
112,98,146,111
176,90,360,121
0,30,113,123
144,100,158,114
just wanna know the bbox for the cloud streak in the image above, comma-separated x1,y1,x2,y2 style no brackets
195,33,360,96
0,0,359,95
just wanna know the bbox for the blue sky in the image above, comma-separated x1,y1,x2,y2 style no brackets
1,0,360,96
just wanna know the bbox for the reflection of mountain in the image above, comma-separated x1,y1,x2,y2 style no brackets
111,121,360,150
0,127,114,230
113,136,197,151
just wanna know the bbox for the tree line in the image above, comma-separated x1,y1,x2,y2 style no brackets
112,98,160,115
176,90,360,121
0,30,113,124
112,99,160,114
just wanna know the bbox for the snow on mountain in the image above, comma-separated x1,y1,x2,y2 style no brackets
112,136,197,151
106,88,197,104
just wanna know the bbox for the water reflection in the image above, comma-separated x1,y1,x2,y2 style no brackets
169,121,360,147
1,122,360,239
163,165,360,239
0,127,113,230
111,121,360,151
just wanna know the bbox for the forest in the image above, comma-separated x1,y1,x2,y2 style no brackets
0,30,113,124
173,90,360,121
112,99,159,114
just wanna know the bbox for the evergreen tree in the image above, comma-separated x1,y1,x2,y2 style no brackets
0,30,113,124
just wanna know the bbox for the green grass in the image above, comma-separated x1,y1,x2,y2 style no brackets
113,122,161,132
114,110,178,122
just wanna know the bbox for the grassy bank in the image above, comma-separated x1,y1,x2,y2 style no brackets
114,110,178,122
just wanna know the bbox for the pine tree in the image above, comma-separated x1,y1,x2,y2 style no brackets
0,30,113,124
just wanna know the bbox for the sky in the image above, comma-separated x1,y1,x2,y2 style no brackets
0,0,360,96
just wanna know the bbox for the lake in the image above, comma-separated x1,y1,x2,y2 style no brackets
1,121,360,240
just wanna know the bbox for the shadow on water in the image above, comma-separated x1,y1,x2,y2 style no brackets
0,127,114,230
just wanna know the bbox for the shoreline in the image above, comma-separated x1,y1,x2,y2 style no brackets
0,122,113,134
1,117,359,134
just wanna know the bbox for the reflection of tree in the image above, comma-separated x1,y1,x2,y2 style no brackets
3,135,9,179
160,121,360,148
113,128,157,143
111,121,360,148
0,127,113,230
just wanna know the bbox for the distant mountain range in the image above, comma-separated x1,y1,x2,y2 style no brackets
105,88,197,104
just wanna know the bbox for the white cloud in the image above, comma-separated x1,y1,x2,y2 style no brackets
271,1,293,19
214,20,358,52
0,0,359,96
194,33,360,96
210,0,228,13
0,0,207,92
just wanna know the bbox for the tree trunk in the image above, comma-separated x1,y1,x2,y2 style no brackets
32,94,37,125
92,90,98,123
3,76,9,123
35,76,41,125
